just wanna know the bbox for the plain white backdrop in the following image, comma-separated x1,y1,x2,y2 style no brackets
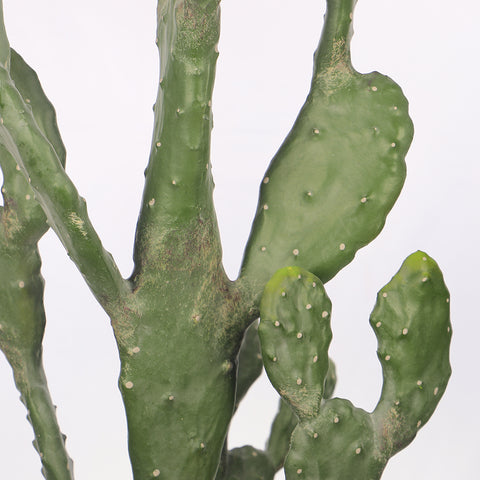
0,1,478,479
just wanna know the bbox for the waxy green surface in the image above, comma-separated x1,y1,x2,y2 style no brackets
240,0,413,298
221,446,276,480
285,399,383,479
0,49,73,479
0,0,450,479
371,251,452,457
235,320,263,407
259,266,332,420
259,252,451,480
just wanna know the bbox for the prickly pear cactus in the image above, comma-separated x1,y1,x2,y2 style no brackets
0,0,451,479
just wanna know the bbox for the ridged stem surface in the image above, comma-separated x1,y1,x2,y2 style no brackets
0,45,129,317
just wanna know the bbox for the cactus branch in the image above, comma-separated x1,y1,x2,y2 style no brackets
239,0,413,307
0,49,129,315
132,0,222,283
0,77,73,477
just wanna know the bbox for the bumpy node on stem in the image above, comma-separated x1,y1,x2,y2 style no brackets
240,0,414,302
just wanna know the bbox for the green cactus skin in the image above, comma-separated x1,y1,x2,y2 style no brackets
0,49,73,479
0,1,448,479
0,1,8,70
285,399,382,479
266,399,299,473
259,252,451,480
235,320,264,408
259,266,333,420
219,359,337,480
0,2,245,477
370,251,452,459
239,0,414,301
221,446,276,480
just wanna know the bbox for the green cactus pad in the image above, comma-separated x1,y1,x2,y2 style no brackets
371,251,451,457
224,446,276,480
259,266,332,420
323,358,337,400
240,0,413,297
285,399,385,480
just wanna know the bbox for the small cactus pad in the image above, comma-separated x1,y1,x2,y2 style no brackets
9,49,66,166
259,266,332,419
240,0,413,295
284,399,385,480
371,251,451,456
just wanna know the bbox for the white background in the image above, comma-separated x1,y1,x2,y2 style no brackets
0,1,478,479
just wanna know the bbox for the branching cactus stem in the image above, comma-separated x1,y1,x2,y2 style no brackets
0,0,451,479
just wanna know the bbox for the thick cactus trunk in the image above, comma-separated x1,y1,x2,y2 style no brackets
118,2,249,477
118,223,247,479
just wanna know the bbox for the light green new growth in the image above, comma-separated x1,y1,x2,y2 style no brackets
0,0,450,479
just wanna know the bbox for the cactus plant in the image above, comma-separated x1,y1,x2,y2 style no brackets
0,0,451,479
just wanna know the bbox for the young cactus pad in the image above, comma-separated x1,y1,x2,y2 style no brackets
259,252,451,479
259,266,333,420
